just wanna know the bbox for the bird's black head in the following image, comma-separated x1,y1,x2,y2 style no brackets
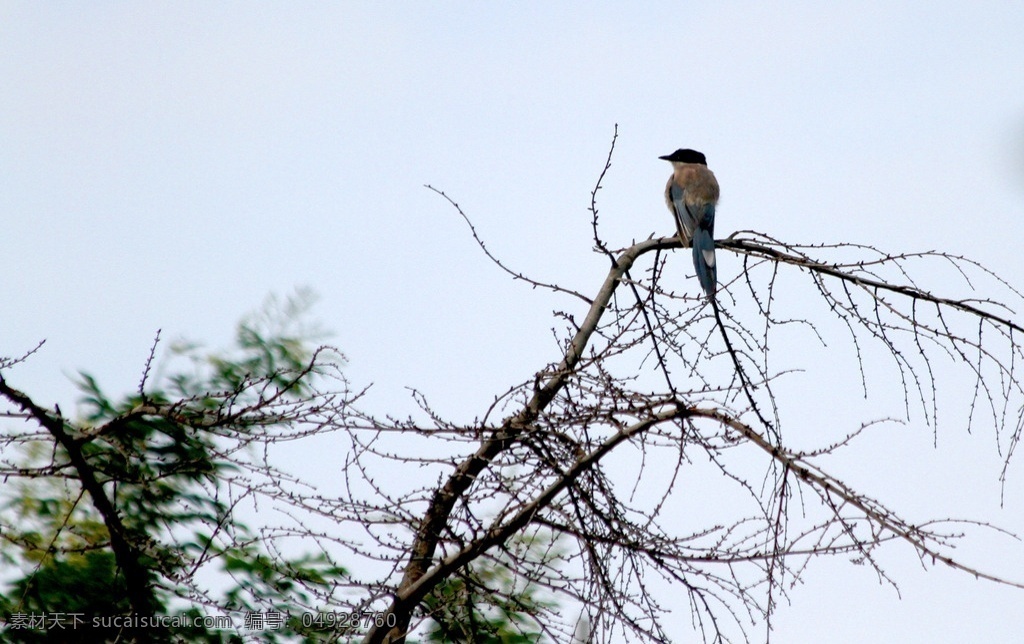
658,148,707,165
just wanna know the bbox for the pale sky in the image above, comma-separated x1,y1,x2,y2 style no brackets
3,3,1024,642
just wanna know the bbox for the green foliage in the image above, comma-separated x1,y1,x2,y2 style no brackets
0,553,104,643
423,557,555,643
2,550,128,616
1,289,557,642
164,287,327,400
0,290,344,642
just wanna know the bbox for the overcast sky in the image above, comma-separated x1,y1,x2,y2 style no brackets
3,3,1024,642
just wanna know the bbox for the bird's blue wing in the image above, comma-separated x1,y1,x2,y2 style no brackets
688,202,717,297
669,183,696,244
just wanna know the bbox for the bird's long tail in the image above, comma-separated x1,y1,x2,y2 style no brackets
691,228,717,298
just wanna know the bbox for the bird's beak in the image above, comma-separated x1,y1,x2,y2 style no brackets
658,154,672,160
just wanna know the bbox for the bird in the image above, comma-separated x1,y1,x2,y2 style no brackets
659,148,720,298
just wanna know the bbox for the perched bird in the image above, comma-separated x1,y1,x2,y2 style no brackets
659,148,720,297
